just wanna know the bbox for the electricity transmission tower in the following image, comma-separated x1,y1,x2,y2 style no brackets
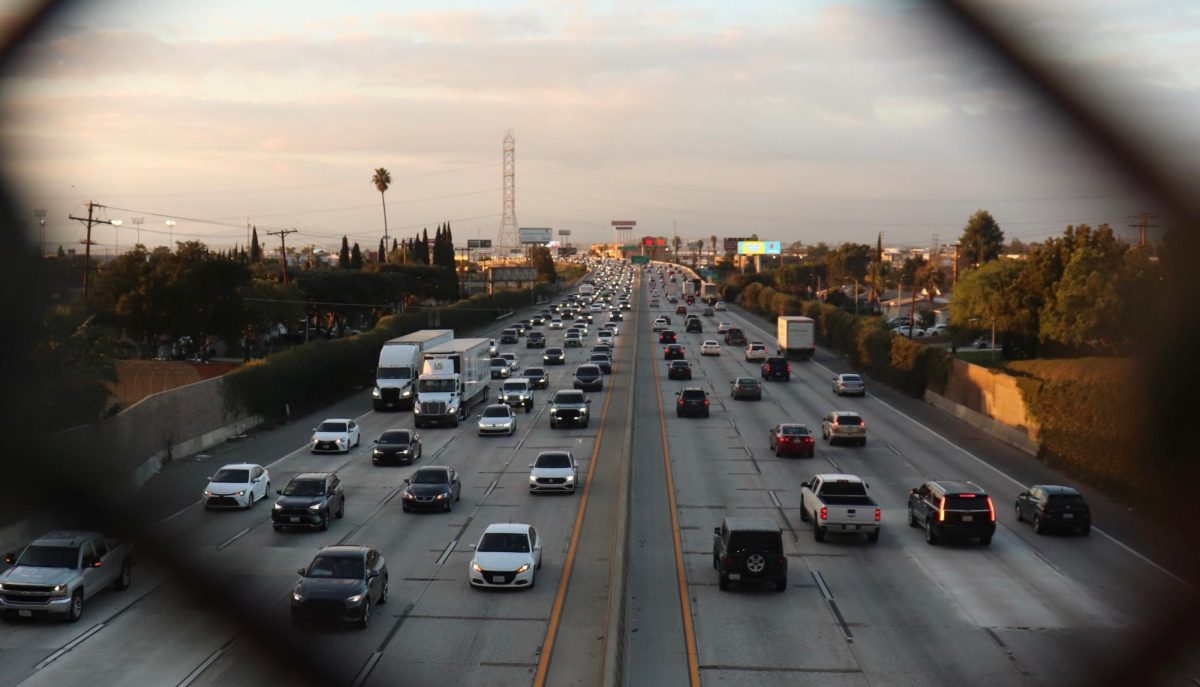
496,130,519,258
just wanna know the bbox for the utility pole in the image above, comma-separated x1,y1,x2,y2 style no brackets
1129,212,1157,248
33,209,46,256
268,228,297,285
131,216,144,247
952,243,960,290
68,201,121,303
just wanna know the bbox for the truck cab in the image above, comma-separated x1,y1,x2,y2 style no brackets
415,339,491,428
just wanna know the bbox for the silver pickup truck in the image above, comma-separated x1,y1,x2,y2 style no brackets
0,530,134,622
799,474,881,544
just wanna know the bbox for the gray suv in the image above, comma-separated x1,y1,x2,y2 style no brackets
272,472,346,531
549,389,592,429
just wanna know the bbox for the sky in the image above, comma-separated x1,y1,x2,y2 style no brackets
1,0,1197,256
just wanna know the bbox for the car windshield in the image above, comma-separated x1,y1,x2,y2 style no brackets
282,480,325,497
836,416,863,426
841,375,862,383
947,495,990,510
16,545,78,568
483,406,511,418
478,532,530,553
682,390,706,399
377,367,412,380
671,361,688,368
1049,494,1086,505
316,421,347,433
412,469,449,484
555,392,585,403
737,378,758,387
418,379,456,393
535,453,572,469
502,382,527,391
591,355,608,362
491,359,508,367
306,555,364,579
378,431,411,444
211,468,249,483
704,341,718,346
577,366,599,375
781,426,810,436
546,349,563,355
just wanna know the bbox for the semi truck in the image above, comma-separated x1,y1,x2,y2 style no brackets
372,329,454,411
414,338,491,428
777,316,816,361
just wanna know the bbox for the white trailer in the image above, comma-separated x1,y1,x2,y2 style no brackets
777,316,816,361
415,338,491,428
373,329,454,411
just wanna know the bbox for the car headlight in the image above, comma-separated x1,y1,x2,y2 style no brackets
413,404,422,413
336,438,347,446
292,591,304,602
346,594,365,604
529,475,538,483
273,502,283,510
401,388,412,397
371,387,382,399
403,491,415,500
310,437,318,444
565,475,575,482
436,493,447,500
232,490,245,497
515,564,530,574
204,490,214,497
550,409,558,416
472,562,484,573
308,502,323,510
373,449,384,456
447,406,458,415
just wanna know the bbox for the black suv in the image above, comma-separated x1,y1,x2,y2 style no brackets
549,390,591,428
675,387,710,417
663,344,686,360
1015,485,1092,535
908,480,996,546
667,360,692,380
272,472,346,531
713,517,786,592
526,331,547,348
761,357,790,381
725,328,747,346
659,330,678,344
291,546,388,629
685,318,703,333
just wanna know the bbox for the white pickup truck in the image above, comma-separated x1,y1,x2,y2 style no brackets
0,530,134,622
799,474,881,544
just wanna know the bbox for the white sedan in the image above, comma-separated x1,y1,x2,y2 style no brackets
548,318,564,329
204,463,270,509
717,322,733,334
652,318,669,332
478,404,517,436
469,523,543,589
311,419,361,453
745,342,769,361
528,451,579,494
714,301,727,311
700,340,721,356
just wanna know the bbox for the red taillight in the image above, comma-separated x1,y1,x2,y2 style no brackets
938,496,946,522
875,508,882,522
820,507,828,520
677,399,684,406
703,399,710,405
987,497,996,522
957,493,977,498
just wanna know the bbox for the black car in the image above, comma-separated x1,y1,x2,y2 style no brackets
676,387,710,417
522,367,550,389
543,347,566,365
713,517,786,592
526,332,547,348
908,480,996,546
499,328,519,344
667,360,692,380
589,354,613,374
371,429,422,466
402,466,462,512
562,310,576,320
610,312,624,322
272,472,345,531
291,546,388,628
761,357,790,381
574,364,604,391
1015,485,1091,535
663,344,686,360
685,318,703,333
659,330,678,344
725,328,747,346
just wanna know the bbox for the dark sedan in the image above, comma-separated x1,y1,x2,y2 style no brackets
522,367,550,389
291,546,388,629
543,347,566,365
663,344,686,360
371,429,422,466
762,357,791,381
769,424,815,457
574,364,604,391
659,330,678,344
667,360,692,380
731,377,762,401
401,466,462,513
526,332,547,348
1015,485,1091,535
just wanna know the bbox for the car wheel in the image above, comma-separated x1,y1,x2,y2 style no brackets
1079,524,1091,536
1033,515,1045,535
1015,504,1023,522
800,506,810,522
444,501,452,513
718,574,730,591
402,505,410,513
378,577,389,605
979,535,993,547
273,524,283,531
867,530,880,544
924,520,938,545
320,512,329,531
67,590,83,623
813,525,826,542
358,600,371,629
113,558,132,590
774,449,782,457
908,508,918,527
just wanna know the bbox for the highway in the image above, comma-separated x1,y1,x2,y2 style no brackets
1,264,1197,686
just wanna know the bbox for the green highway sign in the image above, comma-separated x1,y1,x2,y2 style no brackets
620,244,641,251
631,255,650,265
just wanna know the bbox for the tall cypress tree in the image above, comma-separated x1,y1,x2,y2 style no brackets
350,242,363,269
422,228,431,265
443,222,455,269
250,226,262,263
378,238,386,263
338,235,351,269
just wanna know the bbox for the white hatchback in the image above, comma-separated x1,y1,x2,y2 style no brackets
717,322,733,334
548,318,564,329
700,340,721,356
469,524,542,589
745,342,769,361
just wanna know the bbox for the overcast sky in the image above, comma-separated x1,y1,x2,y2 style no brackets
1,0,1196,255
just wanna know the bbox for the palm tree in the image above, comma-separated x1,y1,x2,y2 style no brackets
672,235,682,263
710,235,717,262
372,167,391,260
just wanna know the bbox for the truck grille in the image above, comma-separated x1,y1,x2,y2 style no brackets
380,388,399,401
555,409,579,420
537,477,566,485
421,401,447,415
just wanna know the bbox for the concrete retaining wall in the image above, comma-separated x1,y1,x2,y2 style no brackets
939,359,1039,439
925,389,1039,456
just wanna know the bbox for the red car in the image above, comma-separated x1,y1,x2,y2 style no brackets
769,423,815,458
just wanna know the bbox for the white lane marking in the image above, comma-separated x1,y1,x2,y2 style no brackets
730,308,1190,588
351,651,383,687
32,623,105,671
435,539,459,567
811,570,834,602
215,527,251,551
176,646,227,687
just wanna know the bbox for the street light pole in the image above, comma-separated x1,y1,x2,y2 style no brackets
165,219,176,249
991,319,997,362
131,216,144,247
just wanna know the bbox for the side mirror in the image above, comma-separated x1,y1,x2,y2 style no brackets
86,557,102,568
713,527,721,536
586,399,593,404
1018,491,1029,499
910,488,919,496
298,568,307,576
3,552,15,565
275,489,283,495
372,438,379,444
403,479,411,485
528,464,534,468
311,427,317,432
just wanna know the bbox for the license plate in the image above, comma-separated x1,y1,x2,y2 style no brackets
727,573,741,581
290,517,300,523
490,575,502,584
18,610,31,617
1063,514,1074,519
962,515,974,522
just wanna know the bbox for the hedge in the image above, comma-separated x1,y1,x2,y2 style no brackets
223,284,559,422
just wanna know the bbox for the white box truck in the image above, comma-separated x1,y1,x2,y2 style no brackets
578,283,595,298
777,316,816,360
373,329,454,411
414,338,491,428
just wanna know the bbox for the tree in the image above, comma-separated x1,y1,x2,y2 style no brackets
531,246,558,283
338,235,351,269
827,243,871,285
378,238,386,263
1039,244,1153,353
250,226,262,263
672,235,682,262
948,258,1031,355
959,210,1005,266
372,167,392,259
350,243,363,270
710,235,718,261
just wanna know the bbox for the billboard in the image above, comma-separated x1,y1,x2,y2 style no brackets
737,241,781,255
467,239,492,249
641,236,667,246
724,237,749,252
519,227,553,244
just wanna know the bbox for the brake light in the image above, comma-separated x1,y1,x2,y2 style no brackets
787,364,792,372
957,493,977,498
820,507,828,520
723,555,733,566
703,399,710,405
875,508,882,522
938,496,946,522
677,399,684,406
987,496,996,522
